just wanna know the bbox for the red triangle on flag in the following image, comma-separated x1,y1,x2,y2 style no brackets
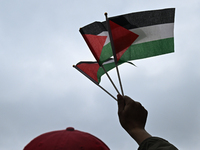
82,34,107,63
109,20,139,61
76,62,100,83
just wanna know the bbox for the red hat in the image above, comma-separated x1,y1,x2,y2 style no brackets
24,127,110,150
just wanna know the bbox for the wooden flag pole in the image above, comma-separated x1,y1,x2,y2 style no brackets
97,84,117,101
73,65,117,101
105,12,124,96
101,65,120,94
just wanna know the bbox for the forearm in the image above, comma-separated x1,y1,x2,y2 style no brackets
138,137,178,150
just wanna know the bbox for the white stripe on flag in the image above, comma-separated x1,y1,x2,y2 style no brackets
98,23,174,45
102,59,114,65
131,23,174,44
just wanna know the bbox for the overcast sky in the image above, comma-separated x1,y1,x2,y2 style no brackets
0,0,200,150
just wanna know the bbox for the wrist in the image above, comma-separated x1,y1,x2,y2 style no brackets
127,128,152,145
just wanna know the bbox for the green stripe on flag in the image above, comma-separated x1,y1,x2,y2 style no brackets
97,61,125,83
120,38,174,61
99,44,113,64
99,37,174,64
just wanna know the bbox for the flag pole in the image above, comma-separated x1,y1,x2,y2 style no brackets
105,12,124,96
101,65,120,95
97,84,117,101
73,65,117,101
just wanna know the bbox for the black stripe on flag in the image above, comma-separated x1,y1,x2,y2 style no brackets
80,8,175,35
109,8,175,29
80,22,107,35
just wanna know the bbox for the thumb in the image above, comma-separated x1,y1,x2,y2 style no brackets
117,94,125,113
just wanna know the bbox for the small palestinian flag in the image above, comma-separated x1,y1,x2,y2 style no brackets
80,8,175,64
73,58,130,84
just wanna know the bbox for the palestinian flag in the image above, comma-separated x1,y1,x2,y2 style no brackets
73,58,130,84
80,8,175,64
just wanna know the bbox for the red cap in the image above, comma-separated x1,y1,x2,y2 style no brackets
24,127,110,150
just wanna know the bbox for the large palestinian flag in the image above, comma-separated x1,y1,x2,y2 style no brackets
80,8,175,64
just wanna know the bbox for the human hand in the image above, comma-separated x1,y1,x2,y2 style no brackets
117,94,147,131
117,94,151,144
